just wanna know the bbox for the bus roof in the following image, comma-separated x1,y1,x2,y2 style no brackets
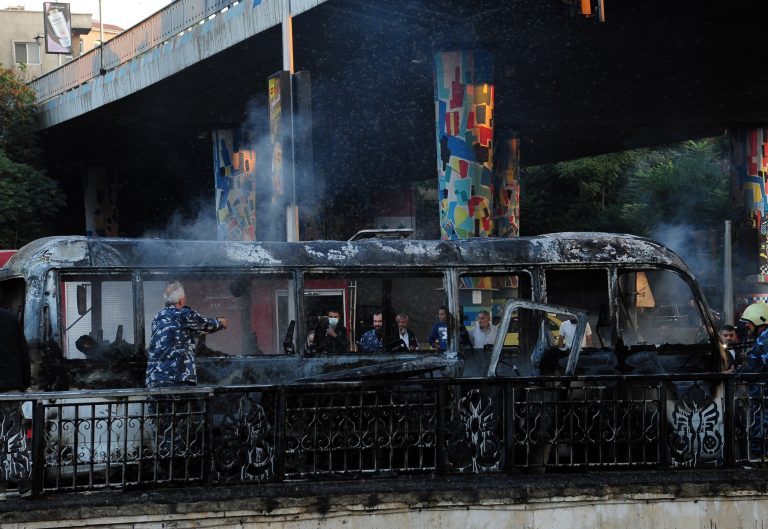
0,233,690,277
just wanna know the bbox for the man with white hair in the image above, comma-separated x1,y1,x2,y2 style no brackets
145,282,227,388
468,310,498,350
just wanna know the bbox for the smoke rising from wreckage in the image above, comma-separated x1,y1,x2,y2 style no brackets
0,231,720,391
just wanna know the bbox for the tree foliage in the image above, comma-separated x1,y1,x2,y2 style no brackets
0,66,65,248
520,138,731,237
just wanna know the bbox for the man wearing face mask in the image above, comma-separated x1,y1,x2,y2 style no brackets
312,309,348,354
557,315,593,350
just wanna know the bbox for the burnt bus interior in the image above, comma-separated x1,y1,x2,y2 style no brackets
59,271,446,359
0,231,722,391
458,267,715,378
18,260,716,390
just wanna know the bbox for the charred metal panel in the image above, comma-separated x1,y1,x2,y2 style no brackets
0,234,692,278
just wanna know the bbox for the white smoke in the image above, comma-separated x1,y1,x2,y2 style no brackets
141,194,218,240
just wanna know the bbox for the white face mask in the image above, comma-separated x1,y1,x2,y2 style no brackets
328,317,339,328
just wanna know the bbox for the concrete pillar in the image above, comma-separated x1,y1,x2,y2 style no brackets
493,132,520,237
213,128,257,241
84,167,118,236
268,71,295,242
434,50,495,240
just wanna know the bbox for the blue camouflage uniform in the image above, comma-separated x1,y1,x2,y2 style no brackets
747,327,768,370
746,326,768,455
145,305,224,387
358,329,384,353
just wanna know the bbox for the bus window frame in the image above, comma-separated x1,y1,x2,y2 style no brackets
54,269,136,359
302,268,449,355
138,268,299,357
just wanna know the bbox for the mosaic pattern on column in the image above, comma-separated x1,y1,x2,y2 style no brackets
213,129,256,242
435,51,495,240
732,129,768,279
493,135,520,237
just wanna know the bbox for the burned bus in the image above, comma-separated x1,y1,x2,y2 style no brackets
1,233,751,495
0,232,726,390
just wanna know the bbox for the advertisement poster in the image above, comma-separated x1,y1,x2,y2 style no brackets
43,2,73,54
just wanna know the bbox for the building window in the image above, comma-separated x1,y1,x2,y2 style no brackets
79,38,84,55
13,42,41,65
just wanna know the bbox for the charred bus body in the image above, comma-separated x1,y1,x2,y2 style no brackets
0,233,726,390
0,233,744,492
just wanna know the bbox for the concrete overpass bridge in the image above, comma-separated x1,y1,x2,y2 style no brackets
29,0,768,240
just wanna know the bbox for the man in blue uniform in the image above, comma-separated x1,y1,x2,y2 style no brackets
358,311,384,353
742,303,768,370
145,282,227,388
739,302,768,458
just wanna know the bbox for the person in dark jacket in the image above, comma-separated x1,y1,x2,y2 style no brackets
394,313,419,351
0,307,30,391
427,306,450,352
312,309,348,354
0,307,31,493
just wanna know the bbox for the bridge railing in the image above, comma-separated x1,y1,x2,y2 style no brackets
0,373,764,497
29,0,235,103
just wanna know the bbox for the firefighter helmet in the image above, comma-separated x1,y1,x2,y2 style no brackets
740,302,768,327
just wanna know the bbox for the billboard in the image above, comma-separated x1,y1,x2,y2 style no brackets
43,2,73,54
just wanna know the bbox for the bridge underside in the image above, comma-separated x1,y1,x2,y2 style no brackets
37,0,768,237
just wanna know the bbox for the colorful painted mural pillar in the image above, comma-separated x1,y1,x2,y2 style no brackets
732,128,768,280
434,50,495,240
729,128,768,315
213,128,257,241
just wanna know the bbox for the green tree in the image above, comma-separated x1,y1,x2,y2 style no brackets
520,138,731,236
0,65,65,248
520,149,640,235
619,139,730,236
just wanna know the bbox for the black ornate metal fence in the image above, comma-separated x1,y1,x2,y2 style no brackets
1,374,767,497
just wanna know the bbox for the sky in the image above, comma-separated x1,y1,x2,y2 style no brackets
0,0,175,30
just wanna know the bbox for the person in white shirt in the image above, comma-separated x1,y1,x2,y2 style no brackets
469,310,498,349
395,313,419,351
557,316,593,349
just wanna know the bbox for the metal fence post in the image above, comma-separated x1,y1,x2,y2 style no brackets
436,383,446,475
505,380,515,474
275,387,286,481
658,381,669,468
203,391,214,484
724,377,736,468
30,400,45,498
